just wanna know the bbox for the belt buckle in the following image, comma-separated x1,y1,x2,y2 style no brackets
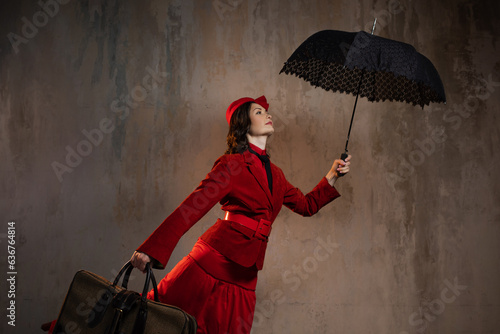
255,219,272,241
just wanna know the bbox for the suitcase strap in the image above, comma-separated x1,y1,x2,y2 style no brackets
108,290,141,334
132,299,148,334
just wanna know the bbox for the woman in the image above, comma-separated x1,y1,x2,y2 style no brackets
130,95,351,333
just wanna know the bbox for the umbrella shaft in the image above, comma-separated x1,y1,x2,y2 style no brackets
344,71,365,153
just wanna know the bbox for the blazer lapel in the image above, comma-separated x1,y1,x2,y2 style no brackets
244,150,274,207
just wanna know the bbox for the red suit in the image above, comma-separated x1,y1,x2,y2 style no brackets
137,145,340,333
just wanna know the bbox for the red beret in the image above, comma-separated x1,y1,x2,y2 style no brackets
226,95,269,124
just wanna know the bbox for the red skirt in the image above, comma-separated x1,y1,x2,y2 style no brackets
148,238,258,334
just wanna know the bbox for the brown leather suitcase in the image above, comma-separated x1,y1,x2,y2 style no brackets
51,261,197,334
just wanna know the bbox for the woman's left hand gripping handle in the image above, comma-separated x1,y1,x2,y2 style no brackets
130,251,152,273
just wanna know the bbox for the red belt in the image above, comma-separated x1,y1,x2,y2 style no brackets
224,212,272,241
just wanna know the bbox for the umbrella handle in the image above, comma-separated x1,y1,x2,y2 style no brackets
338,152,348,177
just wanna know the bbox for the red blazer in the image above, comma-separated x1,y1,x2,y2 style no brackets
137,150,340,270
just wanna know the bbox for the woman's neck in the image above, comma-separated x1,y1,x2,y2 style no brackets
247,135,267,151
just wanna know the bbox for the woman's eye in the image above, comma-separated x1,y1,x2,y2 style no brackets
256,111,261,114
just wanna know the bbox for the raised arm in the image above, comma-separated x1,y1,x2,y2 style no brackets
283,155,351,216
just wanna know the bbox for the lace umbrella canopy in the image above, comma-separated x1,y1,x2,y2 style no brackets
279,28,446,158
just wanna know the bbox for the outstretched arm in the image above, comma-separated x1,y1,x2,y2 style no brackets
283,155,352,217
130,156,235,271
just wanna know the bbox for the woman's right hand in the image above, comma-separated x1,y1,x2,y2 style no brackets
130,251,151,273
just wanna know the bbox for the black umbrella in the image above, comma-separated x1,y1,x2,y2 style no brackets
279,23,446,162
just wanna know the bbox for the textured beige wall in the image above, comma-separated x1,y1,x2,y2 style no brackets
1,0,499,333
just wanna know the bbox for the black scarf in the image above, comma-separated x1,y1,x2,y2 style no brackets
248,146,273,194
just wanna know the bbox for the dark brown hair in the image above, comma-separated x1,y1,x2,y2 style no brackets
225,102,252,154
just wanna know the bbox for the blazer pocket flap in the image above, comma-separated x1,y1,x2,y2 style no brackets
229,221,255,239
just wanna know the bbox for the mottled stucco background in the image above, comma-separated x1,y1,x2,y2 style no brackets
1,0,499,333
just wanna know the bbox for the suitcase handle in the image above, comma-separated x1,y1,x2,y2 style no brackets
113,261,159,302
88,263,158,329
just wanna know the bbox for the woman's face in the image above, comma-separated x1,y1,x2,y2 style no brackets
247,103,274,137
